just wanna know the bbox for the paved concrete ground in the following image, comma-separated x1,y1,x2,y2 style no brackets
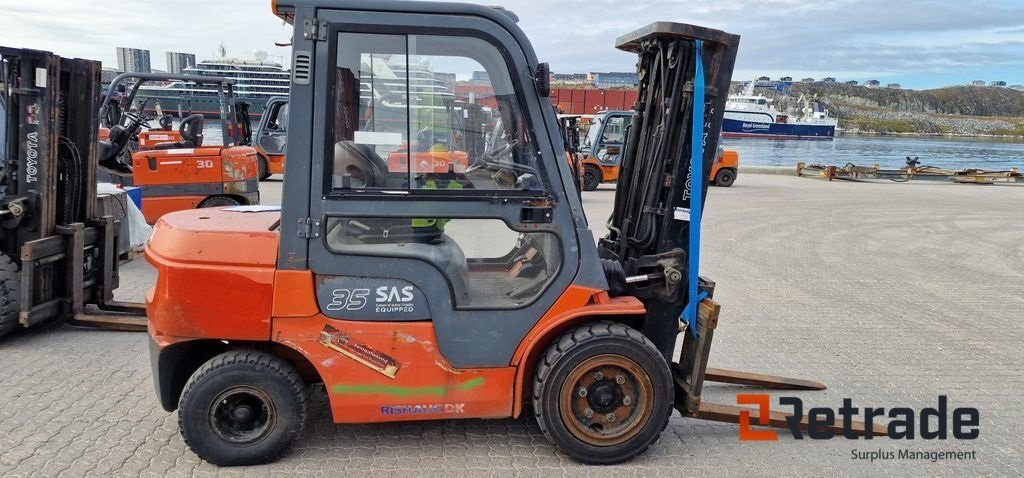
1,174,1022,477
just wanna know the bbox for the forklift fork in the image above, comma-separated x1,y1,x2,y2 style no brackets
673,297,887,436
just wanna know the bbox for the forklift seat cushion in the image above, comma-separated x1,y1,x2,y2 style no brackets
154,114,204,150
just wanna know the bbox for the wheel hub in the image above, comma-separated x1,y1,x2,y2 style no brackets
559,354,654,446
586,381,621,413
209,386,277,445
232,405,254,422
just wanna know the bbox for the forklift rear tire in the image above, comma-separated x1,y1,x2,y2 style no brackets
532,320,673,464
0,255,19,339
714,168,736,187
198,196,243,208
257,154,271,181
178,350,307,466
582,165,602,191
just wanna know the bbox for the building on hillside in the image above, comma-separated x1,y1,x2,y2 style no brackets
865,79,881,88
757,75,770,81
471,70,490,82
165,52,196,74
1009,85,1024,91
823,77,836,83
116,47,151,73
886,83,901,89
845,80,859,86
802,77,815,83
779,76,793,82
552,73,588,85
971,80,986,86
989,80,1007,87
588,72,638,88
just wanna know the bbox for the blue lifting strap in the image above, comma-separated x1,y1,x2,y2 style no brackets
680,40,708,338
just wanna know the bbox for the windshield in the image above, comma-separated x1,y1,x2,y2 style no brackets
330,32,544,192
584,115,603,152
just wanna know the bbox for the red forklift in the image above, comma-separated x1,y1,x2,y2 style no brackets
96,73,261,223
145,0,882,466
253,96,288,180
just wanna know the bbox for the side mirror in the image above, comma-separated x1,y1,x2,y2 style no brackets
534,62,550,98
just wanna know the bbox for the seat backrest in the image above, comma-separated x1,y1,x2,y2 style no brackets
107,125,131,156
179,114,205,147
333,141,389,188
158,114,174,131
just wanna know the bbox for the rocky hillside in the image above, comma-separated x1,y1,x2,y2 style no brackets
743,83,1024,136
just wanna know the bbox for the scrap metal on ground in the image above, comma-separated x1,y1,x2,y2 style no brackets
796,157,1023,184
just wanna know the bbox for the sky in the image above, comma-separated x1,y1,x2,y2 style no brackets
1,0,1023,90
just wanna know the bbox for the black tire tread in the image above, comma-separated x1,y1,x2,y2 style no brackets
582,165,601,191
531,320,672,463
0,254,20,339
178,350,307,466
257,154,271,181
714,168,736,187
198,195,244,208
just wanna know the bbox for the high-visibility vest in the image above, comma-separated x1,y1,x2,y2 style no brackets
411,178,464,229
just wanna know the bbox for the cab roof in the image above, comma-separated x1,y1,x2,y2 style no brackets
270,0,533,63
273,0,518,25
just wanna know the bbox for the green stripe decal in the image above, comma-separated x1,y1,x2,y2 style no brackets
331,377,484,397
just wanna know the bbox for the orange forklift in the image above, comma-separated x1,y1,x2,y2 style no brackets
253,96,288,179
579,110,739,190
146,0,879,466
96,73,261,223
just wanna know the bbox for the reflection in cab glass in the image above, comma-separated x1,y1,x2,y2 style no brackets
325,218,561,309
331,32,543,192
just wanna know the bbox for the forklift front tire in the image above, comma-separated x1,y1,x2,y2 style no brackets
582,165,602,191
532,321,673,464
714,168,736,187
257,154,271,181
198,196,243,208
0,255,20,339
178,350,307,466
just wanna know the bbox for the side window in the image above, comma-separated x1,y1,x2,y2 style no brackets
325,217,561,308
602,116,630,144
269,103,288,132
331,32,543,192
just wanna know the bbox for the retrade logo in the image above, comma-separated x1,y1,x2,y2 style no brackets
737,395,979,441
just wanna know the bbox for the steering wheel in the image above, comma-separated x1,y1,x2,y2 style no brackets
123,111,152,132
466,138,527,174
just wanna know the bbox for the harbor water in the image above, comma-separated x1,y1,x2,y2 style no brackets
196,120,1024,172
722,135,1024,170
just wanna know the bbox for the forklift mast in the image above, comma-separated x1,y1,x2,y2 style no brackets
0,47,143,336
598,25,740,359
1,47,101,243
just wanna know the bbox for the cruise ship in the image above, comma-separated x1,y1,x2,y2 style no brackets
134,52,290,117
722,81,837,139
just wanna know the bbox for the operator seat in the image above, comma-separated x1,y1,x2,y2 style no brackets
97,125,133,173
332,140,390,188
154,114,204,150
157,114,174,131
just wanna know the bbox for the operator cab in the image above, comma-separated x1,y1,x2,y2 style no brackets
253,96,290,178
583,110,632,166
319,31,576,310
274,7,605,369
